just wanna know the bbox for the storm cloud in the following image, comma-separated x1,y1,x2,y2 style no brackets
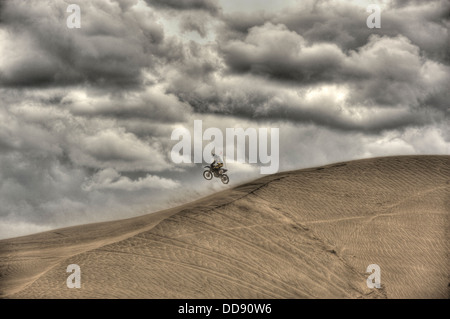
0,0,449,239
0,0,182,88
145,0,221,15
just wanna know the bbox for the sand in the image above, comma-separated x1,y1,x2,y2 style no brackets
0,155,449,298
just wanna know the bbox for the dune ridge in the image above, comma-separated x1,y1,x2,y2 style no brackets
1,155,449,298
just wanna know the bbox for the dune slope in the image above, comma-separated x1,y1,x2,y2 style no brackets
1,155,449,298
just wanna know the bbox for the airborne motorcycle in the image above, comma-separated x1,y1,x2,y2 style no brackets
203,165,229,184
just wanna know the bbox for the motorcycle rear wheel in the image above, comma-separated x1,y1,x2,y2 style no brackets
203,170,213,180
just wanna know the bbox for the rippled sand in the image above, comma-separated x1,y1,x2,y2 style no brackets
1,156,448,298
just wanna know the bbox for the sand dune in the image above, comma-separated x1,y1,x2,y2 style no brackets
1,155,449,298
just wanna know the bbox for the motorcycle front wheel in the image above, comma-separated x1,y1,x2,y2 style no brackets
221,174,229,184
203,170,213,180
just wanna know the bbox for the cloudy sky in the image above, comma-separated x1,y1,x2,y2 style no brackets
0,0,449,239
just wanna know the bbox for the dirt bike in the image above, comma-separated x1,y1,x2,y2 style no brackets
203,165,229,184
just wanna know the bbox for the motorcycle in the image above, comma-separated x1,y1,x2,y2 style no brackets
203,165,229,184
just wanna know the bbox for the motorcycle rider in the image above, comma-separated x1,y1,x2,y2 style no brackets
211,150,223,171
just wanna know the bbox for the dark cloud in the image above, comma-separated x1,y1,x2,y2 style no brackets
65,87,192,122
219,11,272,38
145,0,221,15
218,0,450,64
111,0,140,12
0,92,185,238
169,77,439,134
179,14,210,38
0,0,183,88
171,26,448,132
220,23,346,83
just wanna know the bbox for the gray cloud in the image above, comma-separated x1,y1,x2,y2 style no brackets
145,0,221,15
166,29,448,132
82,168,180,191
179,14,210,38
0,93,184,237
218,0,450,63
220,22,346,83
0,0,183,88
65,87,193,122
